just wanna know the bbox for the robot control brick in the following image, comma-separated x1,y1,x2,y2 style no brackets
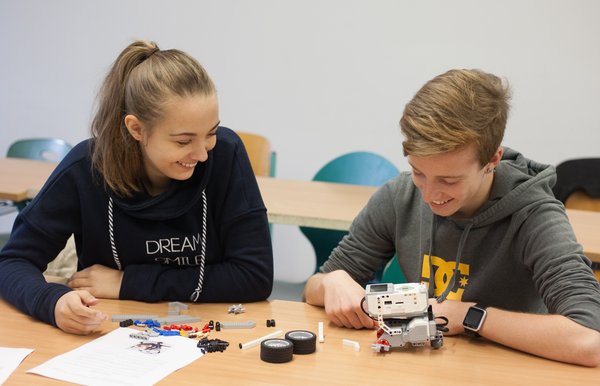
363,283,445,352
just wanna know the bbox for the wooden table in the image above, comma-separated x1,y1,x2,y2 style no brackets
0,157,57,202
566,209,600,263
1,297,598,385
1,158,599,263
256,176,376,230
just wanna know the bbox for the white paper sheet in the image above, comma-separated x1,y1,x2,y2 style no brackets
0,347,34,385
28,328,204,385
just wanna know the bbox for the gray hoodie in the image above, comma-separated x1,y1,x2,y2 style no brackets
321,148,600,332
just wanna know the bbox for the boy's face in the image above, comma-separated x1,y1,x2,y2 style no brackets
408,144,501,219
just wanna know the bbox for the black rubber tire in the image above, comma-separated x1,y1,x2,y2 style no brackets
285,330,317,354
260,339,294,363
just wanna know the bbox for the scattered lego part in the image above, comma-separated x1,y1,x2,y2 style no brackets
168,301,189,315
112,314,159,322
239,329,284,350
318,322,324,343
228,304,245,314
155,315,201,324
145,328,160,337
220,321,256,329
260,339,294,363
163,324,194,331
208,320,214,329
151,327,180,336
188,331,209,339
197,338,230,353
342,339,360,352
285,330,317,354
266,319,272,327
270,319,276,327
119,319,134,328
168,301,188,310
215,321,221,331
129,332,149,340
134,319,160,328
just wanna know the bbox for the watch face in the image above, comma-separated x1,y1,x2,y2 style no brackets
463,306,486,330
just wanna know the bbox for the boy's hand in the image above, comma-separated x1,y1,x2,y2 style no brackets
322,270,376,329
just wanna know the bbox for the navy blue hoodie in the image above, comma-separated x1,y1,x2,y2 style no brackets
0,127,273,326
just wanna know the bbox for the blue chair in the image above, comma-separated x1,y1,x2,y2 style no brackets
300,151,405,283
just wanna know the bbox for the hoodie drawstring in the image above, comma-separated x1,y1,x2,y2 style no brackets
107,190,208,302
189,189,208,302
108,196,122,271
436,221,474,303
426,215,437,298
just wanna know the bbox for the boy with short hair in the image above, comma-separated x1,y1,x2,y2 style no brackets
304,69,600,367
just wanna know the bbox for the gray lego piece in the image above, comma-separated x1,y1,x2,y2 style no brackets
168,301,189,310
145,328,160,337
227,304,245,314
155,315,201,324
129,332,149,340
220,320,256,329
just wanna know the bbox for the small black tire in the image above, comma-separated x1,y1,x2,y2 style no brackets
260,339,294,363
285,330,317,354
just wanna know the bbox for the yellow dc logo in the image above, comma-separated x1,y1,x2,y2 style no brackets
421,255,470,300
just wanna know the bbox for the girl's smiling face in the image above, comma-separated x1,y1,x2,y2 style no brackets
125,93,219,195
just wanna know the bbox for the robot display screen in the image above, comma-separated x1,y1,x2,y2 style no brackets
369,284,389,293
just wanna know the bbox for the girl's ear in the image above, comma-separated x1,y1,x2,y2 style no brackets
124,114,144,142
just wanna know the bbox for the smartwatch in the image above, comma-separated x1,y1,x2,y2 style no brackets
462,303,487,338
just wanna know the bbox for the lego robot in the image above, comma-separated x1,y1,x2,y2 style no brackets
363,282,444,352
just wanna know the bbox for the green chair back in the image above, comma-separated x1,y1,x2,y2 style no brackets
300,152,403,282
381,256,407,284
6,138,72,211
269,151,277,177
7,138,72,163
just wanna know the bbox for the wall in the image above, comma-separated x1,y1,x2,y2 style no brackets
1,0,599,282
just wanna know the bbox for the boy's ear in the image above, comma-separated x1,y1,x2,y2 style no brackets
490,147,503,168
124,115,144,142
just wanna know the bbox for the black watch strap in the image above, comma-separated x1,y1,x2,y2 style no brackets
464,328,481,338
